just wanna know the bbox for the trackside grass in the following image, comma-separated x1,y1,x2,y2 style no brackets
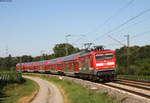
118,75,150,82
0,78,39,103
26,74,120,103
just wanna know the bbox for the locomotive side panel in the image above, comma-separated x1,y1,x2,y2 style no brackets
79,55,93,74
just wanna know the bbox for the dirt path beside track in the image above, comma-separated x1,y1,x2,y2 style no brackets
23,76,64,103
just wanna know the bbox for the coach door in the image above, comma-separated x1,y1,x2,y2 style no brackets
73,61,79,72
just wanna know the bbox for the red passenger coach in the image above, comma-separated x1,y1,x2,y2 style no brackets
63,52,81,74
49,59,58,74
33,62,41,72
56,57,65,73
16,64,22,72
44,60,51,72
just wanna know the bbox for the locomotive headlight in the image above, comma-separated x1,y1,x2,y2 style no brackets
107,62,115,65
96,63,104,66
96,62,115,66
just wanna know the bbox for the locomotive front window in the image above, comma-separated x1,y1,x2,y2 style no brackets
95,53,113,60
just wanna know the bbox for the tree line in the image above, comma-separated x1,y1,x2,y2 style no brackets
116,45,150,75
0,43,79,71
0,43,150,76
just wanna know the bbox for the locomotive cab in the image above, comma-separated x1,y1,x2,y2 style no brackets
92,48,116,81
95,51,116,69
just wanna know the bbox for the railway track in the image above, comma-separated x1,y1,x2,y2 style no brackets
61,74,150,101
117,78,150,87
113,81,150,90
102,83,150,99
100,78,150,100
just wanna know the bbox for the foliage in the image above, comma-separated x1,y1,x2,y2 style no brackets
0,72,23,82
0,78,38,103
0,55,33,71
116,45,150,75
0,72,23,89
53,43,79,57
118,75,150,81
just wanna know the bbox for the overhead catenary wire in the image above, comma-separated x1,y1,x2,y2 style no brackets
110,15,150,35
69,0,135,48
131,30,150,39
66,1,150,50
107,35,126,46
84,0,135,36
105,29,150,47
71,34,87,45
127,30,150,45
92,7,150,43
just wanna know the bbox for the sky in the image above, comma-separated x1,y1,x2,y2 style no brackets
0,0,150,57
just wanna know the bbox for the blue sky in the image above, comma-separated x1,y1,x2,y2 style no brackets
0,0,150,57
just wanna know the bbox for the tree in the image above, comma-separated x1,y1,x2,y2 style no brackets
21,55,33,62
53,43,79,57
116,45,150,75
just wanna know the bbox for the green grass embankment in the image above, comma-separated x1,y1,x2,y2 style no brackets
26,74,120,103
0,78,39,103
118,75,150,82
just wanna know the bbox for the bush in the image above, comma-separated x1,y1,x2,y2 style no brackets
116,45,150,76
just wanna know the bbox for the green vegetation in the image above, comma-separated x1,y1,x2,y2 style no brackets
0,78,38,103
118,75,150,81
0,72,22,82
0,72,39,103
27,74,120,103
0,43,79,71
53,43,79,57
116,45,150,76
0,72,23,89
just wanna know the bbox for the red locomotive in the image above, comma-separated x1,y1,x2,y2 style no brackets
16,46,117,81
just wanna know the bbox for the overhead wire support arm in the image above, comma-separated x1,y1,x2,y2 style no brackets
108,35,126,46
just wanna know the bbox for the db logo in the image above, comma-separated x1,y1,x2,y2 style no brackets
103,63,107,65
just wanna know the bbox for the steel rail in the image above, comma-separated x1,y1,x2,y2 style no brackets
113,81,150,91
102,83,150,99
117,78,150,86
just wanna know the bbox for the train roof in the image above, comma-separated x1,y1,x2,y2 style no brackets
63,51,85,62
16,49,115,65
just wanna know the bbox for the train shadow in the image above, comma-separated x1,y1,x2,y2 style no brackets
90,79,120,84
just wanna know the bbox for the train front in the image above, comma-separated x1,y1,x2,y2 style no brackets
93,50,116,81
